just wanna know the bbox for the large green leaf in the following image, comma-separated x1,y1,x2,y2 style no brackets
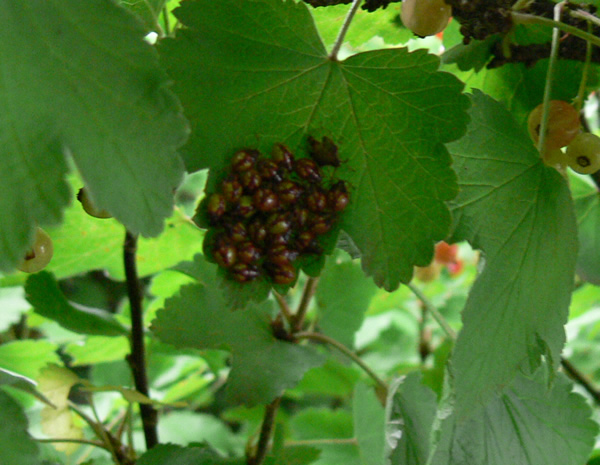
0,0,188,272
429,370,598,465
447,91,578,415
160,0,469,291
386,373,437,465
151,256,324,406
0,340,60,379
353,383,385,465
25,271,128,337
570,175,600,284
316,255,377,348
0,368,53,406
0,390,40,465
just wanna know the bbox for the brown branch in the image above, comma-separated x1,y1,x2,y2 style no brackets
123,231,158,449
561,357,600,405
247,397,282,465
291,277,319,333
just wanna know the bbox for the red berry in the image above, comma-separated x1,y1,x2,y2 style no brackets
434,241,458,265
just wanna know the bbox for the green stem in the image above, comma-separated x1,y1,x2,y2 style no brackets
512,12,600,49
273,291,293,325
329,0,362,60
536,2,564,155
291,277,319,333
247,397,281,465
571,9,600,29
162,5,171,36
574,21,593,112
406,283,456,341
295,331,388,393
286,438,358,446
34,438,109,450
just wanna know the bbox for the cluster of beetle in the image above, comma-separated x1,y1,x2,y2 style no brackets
199,137,349,285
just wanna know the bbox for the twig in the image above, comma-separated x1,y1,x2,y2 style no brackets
295,331,388,394
123,230,159,449
286,438,358,446
537,2,565,155
273,291,293,325
291,277,319,333
561,357,600,405
34,438,108,450
329,0,362,60
406,283,456,341
247,397,282,465
512,12,600,48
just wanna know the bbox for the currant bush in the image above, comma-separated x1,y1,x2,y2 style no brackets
566,132,600,174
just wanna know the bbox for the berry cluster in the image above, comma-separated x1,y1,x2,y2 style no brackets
197,141,349,285
527,100,600,174
445,0,515,44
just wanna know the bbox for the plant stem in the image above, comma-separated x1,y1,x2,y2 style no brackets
286,438,358,446
536,2,564,155
295,331,387,393
162,5,171,36
406,283,456,341
34,438,109,450
329,0,362,60
512,12,600,49
561,357,600,405
248,397,281,465
574,21,593,112
123,230,158,449
291,277,319,333
273,291,293,325
572,9,600,29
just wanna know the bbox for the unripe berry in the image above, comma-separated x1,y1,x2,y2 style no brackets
401,0,452,37
77,187,112,219
566,132,600,174
232,149,259,172
18,228,54,273
527,101,580,151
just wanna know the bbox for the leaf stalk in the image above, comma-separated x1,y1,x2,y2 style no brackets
329,0,362,60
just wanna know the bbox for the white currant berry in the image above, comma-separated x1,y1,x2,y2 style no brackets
18,227,54,273
566,133,600,174
77,187,112,219
527,101,580,151
401,0,452,37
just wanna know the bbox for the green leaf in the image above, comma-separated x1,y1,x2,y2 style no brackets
570,175,600,285
316,255,377,348
447,91,578,415
0,340,60,379
161,0,469,291
25,271,128,337
0,0,188,272
151,257,324,406
0,390,40,465
429,371,599,465
137,443,244,465
386,373,437,465
0,368,54,407
118,0,167,31
353,383,385,465
309,3,411,49
64,336,129,366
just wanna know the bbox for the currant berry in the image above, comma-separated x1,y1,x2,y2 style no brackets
272,143,295,171
294,158,322,183
77,188,112,219
230,263,261,282
401,0,452,37
566,133,600,174
307,135,341,168
527,101,580,151
232,149,259,172
18,227,54,273
221,177,243,203
253,188,280,212
414,262,441,283
434,241,458,265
